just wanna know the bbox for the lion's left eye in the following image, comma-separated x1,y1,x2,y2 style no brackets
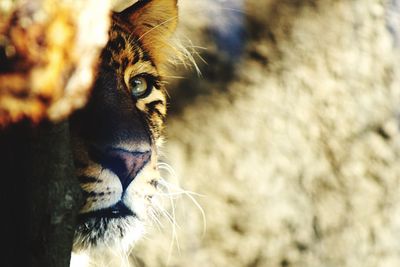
129,76,150,98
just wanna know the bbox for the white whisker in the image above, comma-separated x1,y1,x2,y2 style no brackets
148,207,165,231
158,178,207,237
154,201,181,230
138,16,179,41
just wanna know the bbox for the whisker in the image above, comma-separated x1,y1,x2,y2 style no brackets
155,186,206,198
157,177,206,198
138,16,179,41
158,178,207,237
217,7,248,15
161,178,182,265
162,75,186,79
157,162,178,179
154,201,181,230
148,207,165,231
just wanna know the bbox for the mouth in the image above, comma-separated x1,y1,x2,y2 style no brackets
73,200,141,249
77,201,135,222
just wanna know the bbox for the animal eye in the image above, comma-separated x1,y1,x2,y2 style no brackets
129,76,150,98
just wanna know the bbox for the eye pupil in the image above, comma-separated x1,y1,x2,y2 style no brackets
130,76,148,97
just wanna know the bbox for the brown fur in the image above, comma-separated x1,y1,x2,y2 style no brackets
113,0,178,67
70,1,179,263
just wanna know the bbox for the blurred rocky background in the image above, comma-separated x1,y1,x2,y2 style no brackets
134,0,400,267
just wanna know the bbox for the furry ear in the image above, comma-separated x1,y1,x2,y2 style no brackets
113,0,178,63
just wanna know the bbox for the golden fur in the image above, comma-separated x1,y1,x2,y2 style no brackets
70,1,180,266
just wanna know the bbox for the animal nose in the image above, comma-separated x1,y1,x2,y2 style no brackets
103,149,151,190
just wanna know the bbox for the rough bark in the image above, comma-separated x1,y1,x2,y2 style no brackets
1,121,82,267
0,0,111,126
0,0,111,266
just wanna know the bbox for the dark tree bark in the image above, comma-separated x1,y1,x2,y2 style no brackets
1,121,82,267
0,1,111,265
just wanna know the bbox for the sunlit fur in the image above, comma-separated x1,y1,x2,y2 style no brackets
69,0,179,265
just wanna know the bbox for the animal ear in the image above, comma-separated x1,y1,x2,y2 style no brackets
113,0,178,60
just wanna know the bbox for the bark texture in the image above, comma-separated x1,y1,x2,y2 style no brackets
0,0,111,126
0,0,111,266
1,121,82,267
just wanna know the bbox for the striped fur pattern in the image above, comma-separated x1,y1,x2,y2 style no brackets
69,0,177,262
103,23,168,140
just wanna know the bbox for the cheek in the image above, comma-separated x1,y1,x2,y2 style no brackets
123,163,160,219
136,89,167,138
136,89,166,112
80,168,123,213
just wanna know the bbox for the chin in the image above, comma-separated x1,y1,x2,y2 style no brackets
71,212,146,267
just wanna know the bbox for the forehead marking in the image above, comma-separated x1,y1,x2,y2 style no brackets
124,61,159,87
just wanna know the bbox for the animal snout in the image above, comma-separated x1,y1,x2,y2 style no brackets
100,148,151,190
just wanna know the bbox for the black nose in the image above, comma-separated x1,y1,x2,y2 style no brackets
97,148,151,190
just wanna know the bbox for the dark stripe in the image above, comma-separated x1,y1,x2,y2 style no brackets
109,35,126,51
149,179,158,187
78,175,99,184
132,45,140,64
146,100,165,117
122,57,129,69
125,34,155,66
82,191,105,198
101,49,113,65
145,100,163,110
150,107,164,118
141,50,155,66
111,61,121,69
136,38,156,67
148,117,163,135
111,24,126,35
153,81,162,90
77,201,135,222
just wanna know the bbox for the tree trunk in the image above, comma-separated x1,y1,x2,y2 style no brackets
0,0,111,266
1,121,82,267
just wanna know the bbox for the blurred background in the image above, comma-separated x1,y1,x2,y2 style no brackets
134,0,400,267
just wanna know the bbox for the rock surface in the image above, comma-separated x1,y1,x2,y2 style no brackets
135,0,400,267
